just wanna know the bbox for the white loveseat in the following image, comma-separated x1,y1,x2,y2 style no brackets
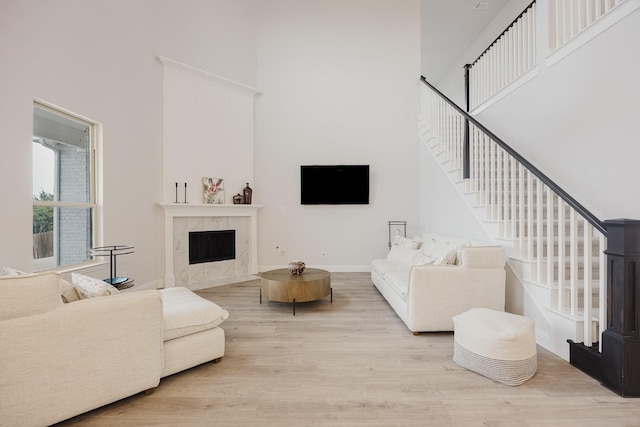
0,271,228,427
371,234,506,333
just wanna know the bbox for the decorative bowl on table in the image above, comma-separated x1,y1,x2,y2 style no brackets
288,261,306,275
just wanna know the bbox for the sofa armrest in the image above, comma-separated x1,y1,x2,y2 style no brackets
458,246,506,268
406,264,506,332
0,290,164,427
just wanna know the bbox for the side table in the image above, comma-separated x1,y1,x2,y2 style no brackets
90,245,135,290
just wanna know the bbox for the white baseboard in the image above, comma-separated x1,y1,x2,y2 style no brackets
535,327,551,352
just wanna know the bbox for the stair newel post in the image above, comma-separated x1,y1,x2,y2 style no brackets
601,218,640,397
463,64,471,180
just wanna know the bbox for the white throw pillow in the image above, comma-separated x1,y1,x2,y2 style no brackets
395,237,420,250
0,272,63,320
420,238,440,257
456,243,472,266
387,246,434,266
60,278,80,303
71,273,120,299
387,246,420,265
435,247,458,265
413,252,435,266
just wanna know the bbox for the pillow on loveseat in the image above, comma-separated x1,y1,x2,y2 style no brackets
387,246,432,266
71,273,120,299
0,271,63,320
59,278,80,303
434,247,459,265
394,236,421,250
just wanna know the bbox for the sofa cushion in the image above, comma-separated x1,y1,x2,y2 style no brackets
384,270,410,299
371,259,407,276
71,273,120,299
161,287,229,341
0,272,63,320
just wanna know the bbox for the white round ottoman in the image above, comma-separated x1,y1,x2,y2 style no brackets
453,308,537,386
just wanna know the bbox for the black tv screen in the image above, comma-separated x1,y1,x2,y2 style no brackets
301,165,369,205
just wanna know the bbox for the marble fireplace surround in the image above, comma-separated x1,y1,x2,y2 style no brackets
160,204,261,290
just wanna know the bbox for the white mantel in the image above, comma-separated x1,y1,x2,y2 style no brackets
160,203,262,288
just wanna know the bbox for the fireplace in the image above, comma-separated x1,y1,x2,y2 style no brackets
189,230,235,264
160,203,261,289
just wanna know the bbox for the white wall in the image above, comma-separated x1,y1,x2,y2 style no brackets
418,143,491,241
0,0,257,285
0,0,421,282
416,0,532,241
254,0,421,270
158,0,257,89
160,59,258,205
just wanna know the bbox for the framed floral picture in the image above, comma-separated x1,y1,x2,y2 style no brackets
202,177,225,204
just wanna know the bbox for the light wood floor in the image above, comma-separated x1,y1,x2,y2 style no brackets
57,273,640,426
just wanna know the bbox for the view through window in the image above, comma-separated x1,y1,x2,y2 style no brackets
32,103,97,271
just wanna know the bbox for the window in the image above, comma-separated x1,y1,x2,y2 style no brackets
32,102,98,271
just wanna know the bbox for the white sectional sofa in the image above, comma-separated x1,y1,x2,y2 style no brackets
371,233,506,333
0,271,228,427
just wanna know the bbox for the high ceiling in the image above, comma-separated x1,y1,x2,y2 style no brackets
421,0,510,84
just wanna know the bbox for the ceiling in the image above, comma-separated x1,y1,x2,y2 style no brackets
421,0,510,84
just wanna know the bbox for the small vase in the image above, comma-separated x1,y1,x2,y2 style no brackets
243,183,252,204
233,193,245,204
288,261,305,275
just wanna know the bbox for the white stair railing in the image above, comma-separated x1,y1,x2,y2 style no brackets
549,0,628,51
470,0,633,110
468,1,537,110
420,80,607,348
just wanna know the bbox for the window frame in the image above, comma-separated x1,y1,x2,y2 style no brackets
32,100,101,271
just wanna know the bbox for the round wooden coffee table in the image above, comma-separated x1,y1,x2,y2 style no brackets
260,268,331,315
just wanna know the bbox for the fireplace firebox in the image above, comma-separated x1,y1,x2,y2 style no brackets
189,230,235,264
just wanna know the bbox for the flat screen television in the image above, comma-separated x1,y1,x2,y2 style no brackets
300,165,369,205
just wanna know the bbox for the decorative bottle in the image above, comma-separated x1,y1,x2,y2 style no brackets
243,183,252,204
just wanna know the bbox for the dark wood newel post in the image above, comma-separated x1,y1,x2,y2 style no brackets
463,64,471,179
602,218,640,397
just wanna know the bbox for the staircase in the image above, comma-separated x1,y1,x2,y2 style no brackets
415,0,640,362
418,78,607,361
